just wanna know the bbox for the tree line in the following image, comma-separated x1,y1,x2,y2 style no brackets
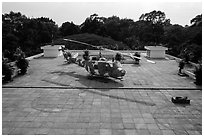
2,11,202,63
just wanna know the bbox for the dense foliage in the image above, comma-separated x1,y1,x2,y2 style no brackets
2,11,58,61
54,33,129,50
2,11,202,63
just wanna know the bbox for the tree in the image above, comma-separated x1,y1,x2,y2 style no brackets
190,14,202,26
80,14,106,36
163,24,186,56
139,10,170,45
59,21,80,36
103,16,121,40
2,11,27,56
2,11,59,60
139,10,170,25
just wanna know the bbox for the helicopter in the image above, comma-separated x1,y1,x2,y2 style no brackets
59,38,155,80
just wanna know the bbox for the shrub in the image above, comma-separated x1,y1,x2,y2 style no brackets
15,47,29,75
2,58,13,82
194,63,202,85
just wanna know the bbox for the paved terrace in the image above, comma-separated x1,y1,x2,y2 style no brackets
2,52,202,135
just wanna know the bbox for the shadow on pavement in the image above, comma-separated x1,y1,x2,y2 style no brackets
46,71,124,90
84,89,156,106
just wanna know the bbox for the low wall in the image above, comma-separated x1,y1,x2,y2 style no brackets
166,54,197,79
5,51,199,80
3,53,44,79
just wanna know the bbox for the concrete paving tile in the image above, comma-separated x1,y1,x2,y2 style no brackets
21,116,37,122
186,130,202,135
142,113,153,118
157,123,172,130
75,122,89,129
2,128,15,135
161,129,176,135
57,122,76,129
88,122,101,129
66,117,79,123
38,112,50,117
100,129,112,135
123,123,135,129
170,124,185,130
135,123,148,130
144,118,156,124
78,116,90,123
121,113,132,118
132,113,143,118
111,117,123,123
89,116,101,123
3,121,25,128
133,118,145,124
73,129,87,135
120,108,131,113
136,129,150,135
22,121,42,128
100,122,112,129
9,127,37,135
173,129,188,135
100,116,111,123
111,112,121,118
124,129,137,135
79,112,92,117
48,128,75,135
149,129,162,135
86,128,100,135
147,123,160,130
183,124,197,131
25,111,41,117
40,121,55,128
101,112,111,117
2,116,21,122
193,124,202,131
54,122,87,129
112,129,125,135
49,116,68,123
35,128,50,135
111,123,124,129
34,116,49,122
122,118,134,123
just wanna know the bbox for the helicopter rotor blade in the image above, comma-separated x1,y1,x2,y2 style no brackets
63,38,154,63
145,59,156,64
63,39,99,49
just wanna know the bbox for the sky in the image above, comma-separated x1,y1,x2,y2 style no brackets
2,1,202,27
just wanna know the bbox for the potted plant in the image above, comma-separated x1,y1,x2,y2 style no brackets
2,57,13,82
194,62,202,85
15,47,29,75
134,52,141,64
178,59,185,75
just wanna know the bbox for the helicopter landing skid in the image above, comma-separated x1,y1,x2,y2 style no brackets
88,73,108,78
88,73,124,81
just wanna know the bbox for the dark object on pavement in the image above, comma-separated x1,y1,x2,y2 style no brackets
171,96,190,104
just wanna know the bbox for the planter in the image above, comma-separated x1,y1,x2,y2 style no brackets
145,46,168,59
41,45,63,57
